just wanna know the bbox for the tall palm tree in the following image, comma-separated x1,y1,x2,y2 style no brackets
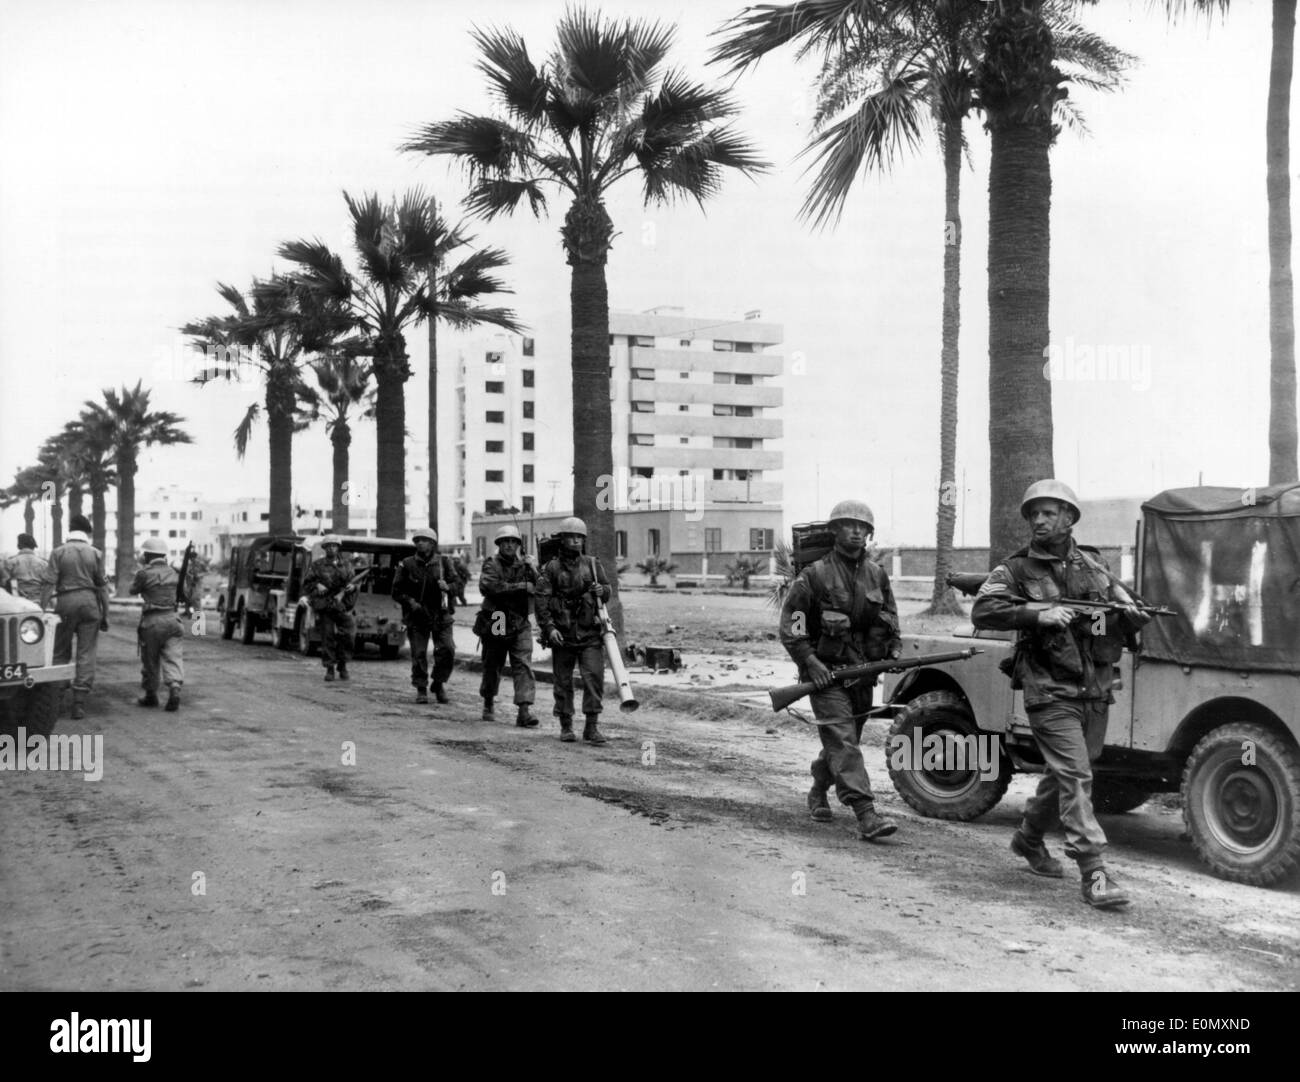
297,353,374,534
281,190,453,538
2,466,44,541
66,409,118,553
88,382,192,595
36,433,78,547
713,0,1129,609
403,6,766,629
424,215,522,536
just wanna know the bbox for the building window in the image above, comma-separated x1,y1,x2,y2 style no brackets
714,436,757,449
260,513,269,521
149,531,160,539
179,530,187,539
678,404,689,412
521,496,534,513
750,528,774,551
192,511,201,520
486,350,504,363
615,530,627,559
735,373,755,385
486,470,504,482
736,406,755,417
485,380,504,394
485,500,504,514
713,404,734,416
523,369,534,387
679,339,692,347
522,432,534,451
632,335,654,347
713,340,735,351
648,528,661,556
522,337,535,357
704,527,722,553
485,440,504,453
630,367,654,381
631,401,654,413
522,401,534,419
679,371,689,379
735,342,756,353
486,410,504,423
150,511,159,520
632,467,653,479
714,372,733,384
630,434,654,446
168,530,177,538
679,437,689,444
522,465,534,483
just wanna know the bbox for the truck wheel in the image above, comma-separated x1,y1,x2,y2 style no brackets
1091,780,1152,815
21,685,61,738
379,642,400,661
1182,722,1300,886
270,623,290,651
219,598,234,640
886,691,1012,821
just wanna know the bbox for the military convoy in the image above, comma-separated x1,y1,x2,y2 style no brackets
880,484,1300,887
0,588,75,736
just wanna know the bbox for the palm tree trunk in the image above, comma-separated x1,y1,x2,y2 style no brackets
114,451,137,595
91,483,107,553
374,335,408,539
332,422,351,534
564,197,622,637
50,481,63,547
929,114,964,615
1269,0,1298,485
23,498,35,539
427,308,440,534
68,479,84,522
266,363,296,535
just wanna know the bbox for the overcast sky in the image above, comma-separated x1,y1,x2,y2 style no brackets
0,0,1290,548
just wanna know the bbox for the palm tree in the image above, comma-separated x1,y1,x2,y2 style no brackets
89,382,192,595
36,433,77,547
403,6,767,632
297,353,374,534
68,407,120,552
1,466,44,541
281,190,452,538
714,0,1130,596
423,216,522,535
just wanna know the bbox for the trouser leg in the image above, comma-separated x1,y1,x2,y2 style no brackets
809,681,876,807
56,595,102,693
333,612,354,666
319,612,338,667
408,624,430,689
577,643,605,716
507,626,535,705
1022,700,1109,869
552,646,577,717
159,623,184,688
479,635,505,699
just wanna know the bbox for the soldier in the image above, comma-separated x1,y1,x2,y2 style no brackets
450,553,471,607
535,517,611,745
130,537,184,711
39,514,109,721
302,536,357,683
971,480,1149,910
4,534,47,602
477,524,539,726
392,529,457,705
778,500,901,841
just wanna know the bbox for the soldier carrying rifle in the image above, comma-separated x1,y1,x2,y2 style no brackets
130,537,184,711
778,500,902,841
303,536,357,683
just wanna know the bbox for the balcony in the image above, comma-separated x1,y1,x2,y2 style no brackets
632,380,782,407
629,446,783,470
628,347,783,377
628,413,783,438
705,480,783,503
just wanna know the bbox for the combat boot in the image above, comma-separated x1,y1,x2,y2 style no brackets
482,697,495,721
807,785,833,822
582,715,607,745
415,687,429,705
433,683,449,704
138,690,160,708
324,666,336,682
164,687,180,713
854,802,898,841
1010,829,1064,877
1081,865,1131,909
516,705,539,728
70,691,86,721
559,716,576,742
337,664,350,682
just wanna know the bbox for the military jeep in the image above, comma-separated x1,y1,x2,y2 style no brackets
0,587,75,737
880,484,1300,887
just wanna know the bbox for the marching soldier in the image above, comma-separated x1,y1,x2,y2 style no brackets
972,480,1149,909
130,537,184,711
477,524,539,726
39,514,109,721
535,517,610,745
450,553,471,607
4,534,47,602
303,536,356,683
778,500,902,841
392,529,457,705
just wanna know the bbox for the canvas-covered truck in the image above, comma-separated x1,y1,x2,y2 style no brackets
0,588,75,737
878,484,1300,887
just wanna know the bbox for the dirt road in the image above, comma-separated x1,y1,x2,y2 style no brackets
2,607,1297,991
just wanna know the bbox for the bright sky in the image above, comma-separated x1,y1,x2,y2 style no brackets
0,0,1290,547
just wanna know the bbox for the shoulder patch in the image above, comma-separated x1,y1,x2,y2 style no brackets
976,580,1009,598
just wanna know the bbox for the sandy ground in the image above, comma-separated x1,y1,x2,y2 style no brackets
1,589,1297,991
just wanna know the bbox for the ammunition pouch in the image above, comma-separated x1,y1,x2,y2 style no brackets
815,610,856,665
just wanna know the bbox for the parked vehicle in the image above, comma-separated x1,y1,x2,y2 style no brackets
218,535,305,644
880,484,1300,887
0,587,75,736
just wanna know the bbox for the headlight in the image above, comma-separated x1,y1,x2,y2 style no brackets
19,617,44,645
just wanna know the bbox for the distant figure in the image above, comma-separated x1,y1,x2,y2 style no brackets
392,529,458,706
131,537,184,711
450,554,471,607
4,533,47,603
476,525,539,727
303,536,357,684
40,514,109,720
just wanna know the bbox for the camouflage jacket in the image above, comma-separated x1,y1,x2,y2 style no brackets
478,553,538,632
535,553,610,647
303,554,358,614
391,553,456,627
779,548,901,672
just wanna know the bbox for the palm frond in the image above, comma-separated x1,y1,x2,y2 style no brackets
710,0,893,73
472,24,549,125
233,402,260,459
438,302,526,335
463,177,550,221
401,115,531,176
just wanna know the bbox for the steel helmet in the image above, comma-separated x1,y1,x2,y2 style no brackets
1020,479,1081,523
321,535,343,547
556,516,587,538
411,529,437,544
140,537,168,557
494,524,522,544
828,499,875,529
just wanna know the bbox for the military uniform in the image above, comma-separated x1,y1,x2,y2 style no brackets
972,538,1140,873
5,548,48,603
130,557,184,708
477,550,538,714
535,552,610,726
40,530,109,717
392,552,457,698
779,548,902,813
303,550,358,676
450,556,471,606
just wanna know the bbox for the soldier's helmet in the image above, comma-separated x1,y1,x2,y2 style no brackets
411,529,437,544
140,537,168,557
494,525,522,544
1019,479,1081,523
556,516,587,538
321,535,343,548
828,499,875,530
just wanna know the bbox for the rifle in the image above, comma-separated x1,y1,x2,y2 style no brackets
176,541,196,612
326,566,371,609
770,649,983,713
1002,595,1177,622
